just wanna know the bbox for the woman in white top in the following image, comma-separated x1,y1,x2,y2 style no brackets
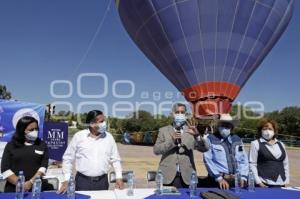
249,118,289,187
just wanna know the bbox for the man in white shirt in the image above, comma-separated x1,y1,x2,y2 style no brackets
58,110,124,193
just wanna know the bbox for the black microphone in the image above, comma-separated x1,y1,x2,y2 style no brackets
175,127,182,147
174,122,185,147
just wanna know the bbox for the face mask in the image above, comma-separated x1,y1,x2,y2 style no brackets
174,114,186,127
262,129,274,141
25,130,38,141
97,121,107,134
218,127,231,138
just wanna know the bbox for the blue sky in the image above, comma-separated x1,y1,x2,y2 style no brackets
0,0,299,116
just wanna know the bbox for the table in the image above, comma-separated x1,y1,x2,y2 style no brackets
0,192,90,199
78,190,116,199
114,188,156,199
0,188,299,199
144,188,300,199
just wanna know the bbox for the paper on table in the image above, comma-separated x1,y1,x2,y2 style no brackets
282,187,300,191
77,191,116,199
114,188,156,199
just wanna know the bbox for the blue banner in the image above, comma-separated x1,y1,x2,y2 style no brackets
43,122,68,161
0,100,45,142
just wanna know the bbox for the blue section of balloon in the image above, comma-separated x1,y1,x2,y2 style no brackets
118,0,294,91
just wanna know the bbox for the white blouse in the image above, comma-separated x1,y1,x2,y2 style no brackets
249,138,289,186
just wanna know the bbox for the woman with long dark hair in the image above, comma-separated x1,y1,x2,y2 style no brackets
1,116,52,192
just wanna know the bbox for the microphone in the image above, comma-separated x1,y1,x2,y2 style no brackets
175,127,182,147
174,122,185,147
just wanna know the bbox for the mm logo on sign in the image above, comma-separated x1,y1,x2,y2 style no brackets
47,130,64,139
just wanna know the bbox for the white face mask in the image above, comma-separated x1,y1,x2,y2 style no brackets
97,121,107,134
262,129,274,141
218,127,231,138
174,113,186,127
25,130,38,141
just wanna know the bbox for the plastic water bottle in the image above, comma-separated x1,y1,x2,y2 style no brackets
15,171,25,199
32,176,42,199
19,171,25,191
67,175,75,199
189,170,198,198
235,169,241,194
155,170,163,195
127,172,134,196
248,169,255,192
15,178,23,199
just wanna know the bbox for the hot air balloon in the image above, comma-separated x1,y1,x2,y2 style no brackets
116,0,295,117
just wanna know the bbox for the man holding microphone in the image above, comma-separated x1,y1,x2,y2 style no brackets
153,103,209,188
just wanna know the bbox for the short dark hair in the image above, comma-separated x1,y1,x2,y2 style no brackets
257,118,279,138
86,110,103,124
12,116,40,147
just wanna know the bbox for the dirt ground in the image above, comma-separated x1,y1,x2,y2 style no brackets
113,143,300,189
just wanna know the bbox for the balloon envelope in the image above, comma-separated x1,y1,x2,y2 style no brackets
117,0,295,116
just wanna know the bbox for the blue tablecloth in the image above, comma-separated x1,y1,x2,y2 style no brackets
0,192,90,199
145,188,300,199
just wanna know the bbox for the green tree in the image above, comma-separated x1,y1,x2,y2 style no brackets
121,110,172,132
0,85,12,99
230,104,260,138
274,107,300,136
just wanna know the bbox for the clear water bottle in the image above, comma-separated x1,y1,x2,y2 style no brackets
67,175,76,199
127,172,134,196
189,170,198,198
15,171,25,199
32,176,42,199
234,169,241,194
155,170,163,195
19,171,25,191
248,169,255,192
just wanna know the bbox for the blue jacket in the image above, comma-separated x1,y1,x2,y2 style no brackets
203,134,249,181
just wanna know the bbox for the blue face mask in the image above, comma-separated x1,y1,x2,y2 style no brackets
96,121,107,138
174,114,186,127
218,127,231,138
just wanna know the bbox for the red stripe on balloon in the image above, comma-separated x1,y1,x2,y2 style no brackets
182,81,241,116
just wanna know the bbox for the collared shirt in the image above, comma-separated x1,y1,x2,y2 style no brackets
62,129,122,181
204,134,249,181
249,138,289,185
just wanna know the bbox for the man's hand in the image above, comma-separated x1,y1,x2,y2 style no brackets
172,132,182,141
24,181,32,192
57,181,68,194
115,179,124,189
186,119,199,136
258,183,268,188
218,179,230,190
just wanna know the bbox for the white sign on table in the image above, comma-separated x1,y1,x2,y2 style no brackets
114,188,156,199
77,191,116,199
